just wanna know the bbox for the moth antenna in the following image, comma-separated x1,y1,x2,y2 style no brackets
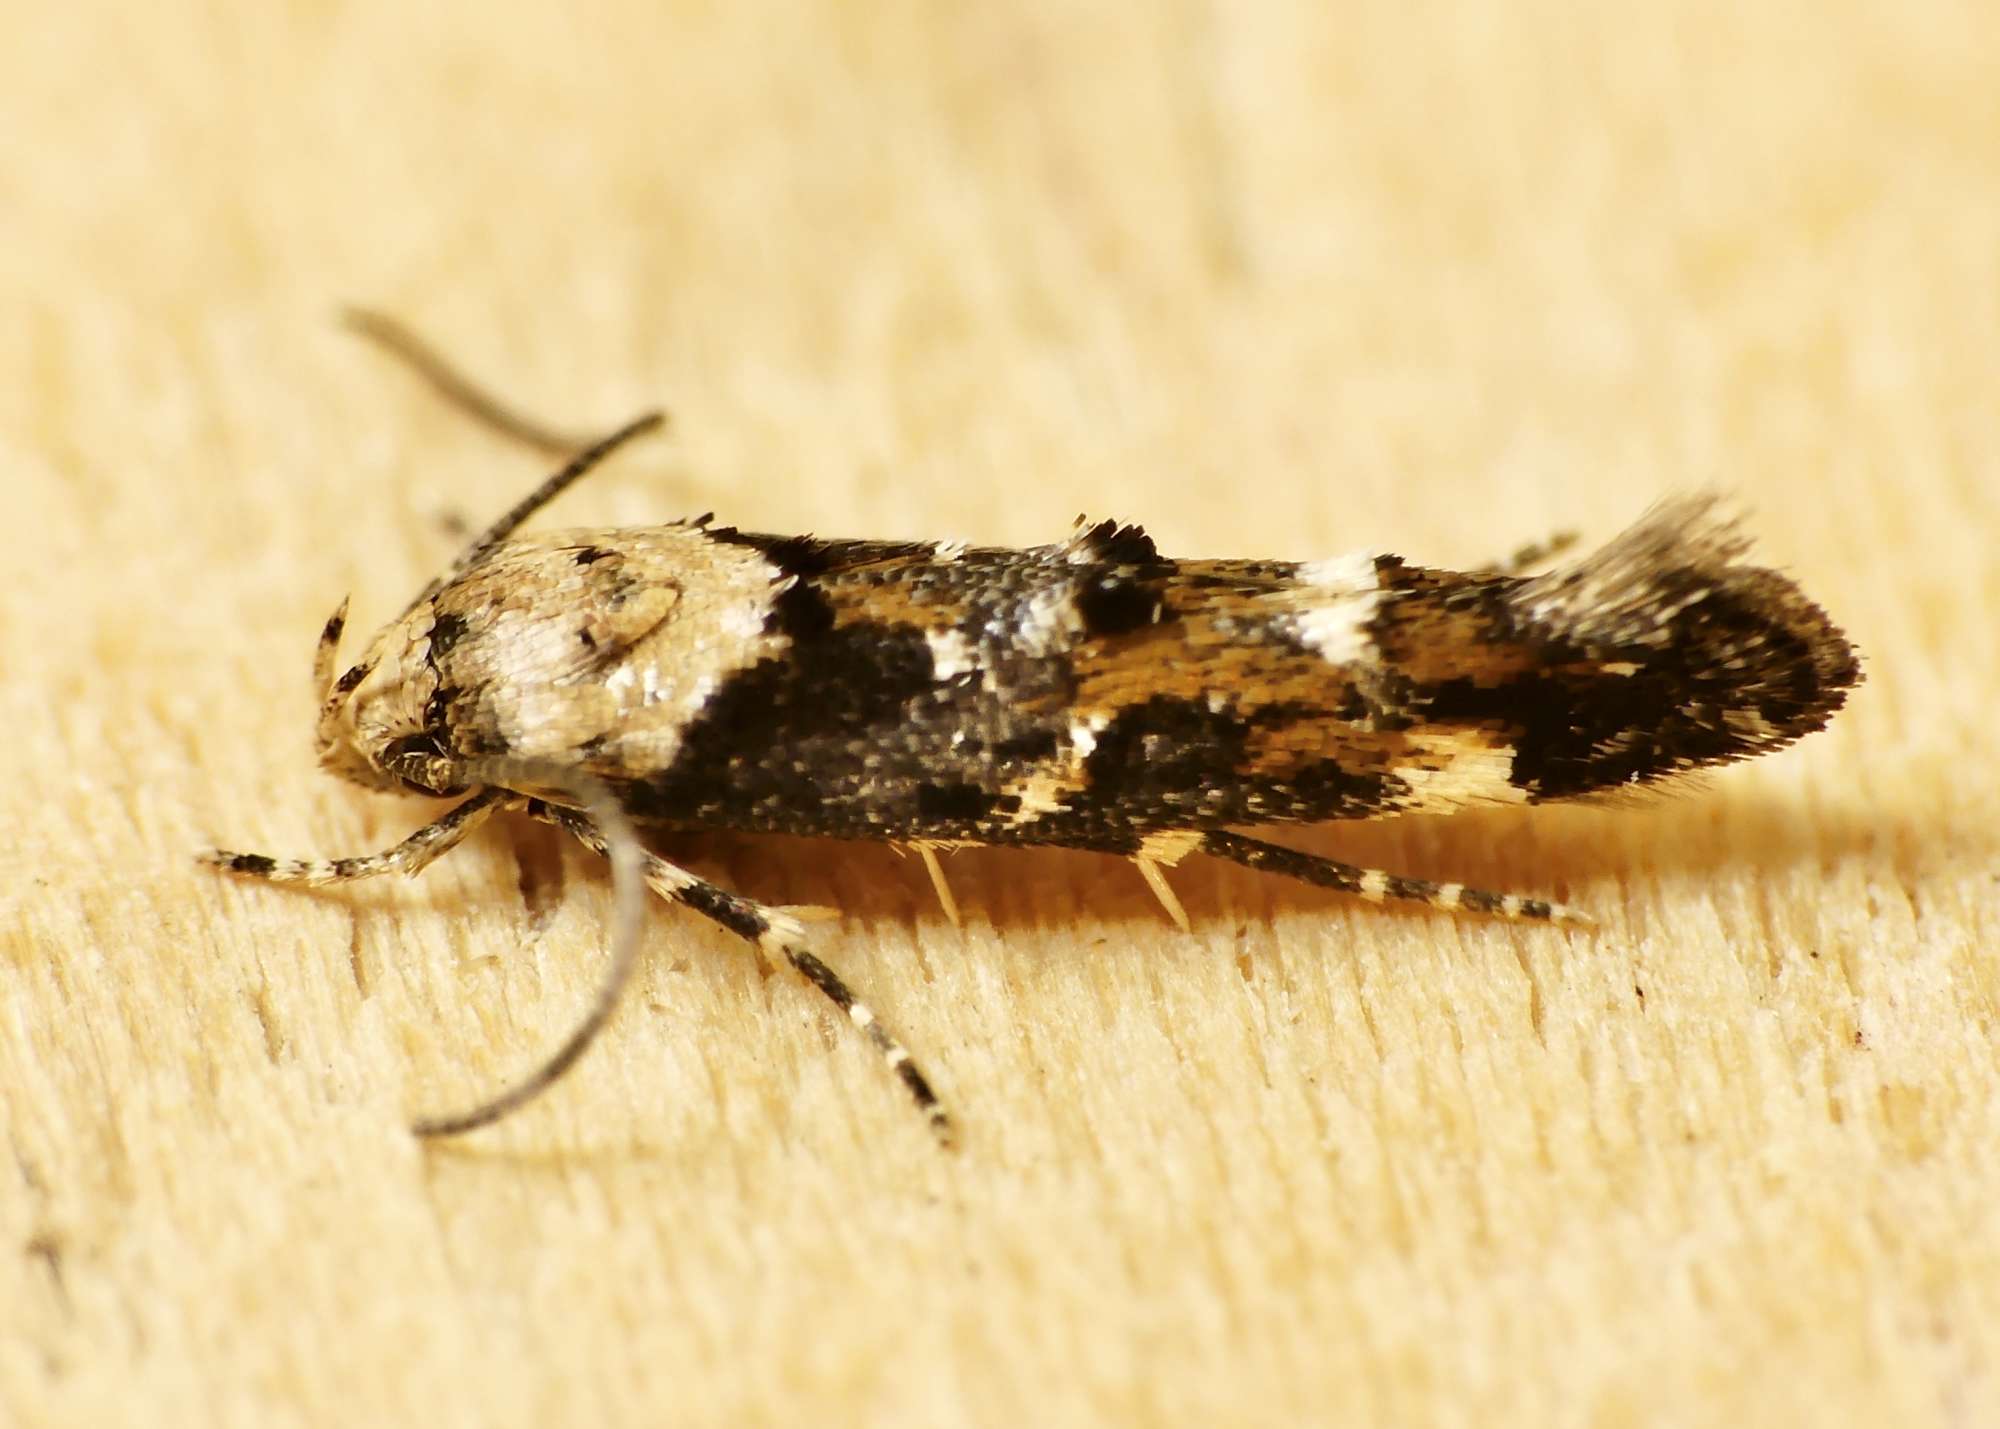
530,802,955,1144
411,770,647,1139
400,411,667,622
342,306,605,457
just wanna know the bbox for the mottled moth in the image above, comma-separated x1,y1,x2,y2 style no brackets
206,317,1861,1142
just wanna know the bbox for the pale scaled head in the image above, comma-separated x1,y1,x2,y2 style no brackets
313,591,473,798
308,407,681,802
309,526,793,802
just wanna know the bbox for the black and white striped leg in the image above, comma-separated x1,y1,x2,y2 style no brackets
201,787,517,887
535,803,953,1145
1200,830,1591,925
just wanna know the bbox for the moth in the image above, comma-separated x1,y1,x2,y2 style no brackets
206,315,1862,1143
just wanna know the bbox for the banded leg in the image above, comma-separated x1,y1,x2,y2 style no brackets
1200,830,1591,925
201,788,516,886
536,803,953,1145
205,782,644,1139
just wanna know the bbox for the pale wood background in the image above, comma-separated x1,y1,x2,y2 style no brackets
5,2,1999,1425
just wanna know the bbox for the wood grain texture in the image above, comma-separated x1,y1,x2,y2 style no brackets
5,2,1998,1424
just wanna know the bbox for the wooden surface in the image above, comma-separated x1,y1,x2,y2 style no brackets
6,3,1999,1424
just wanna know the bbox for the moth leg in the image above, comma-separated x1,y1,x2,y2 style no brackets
1481,530,1580,575
1199,830,1591,925
202,788,517,887
534,804,953,1145
912,843,963,928
342,306,607,457
1132,855,1192,933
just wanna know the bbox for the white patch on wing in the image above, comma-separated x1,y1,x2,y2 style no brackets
1067,713,1108,760
1290,551,1382,666
1294,592,1381,666
926,628,977,680
1015,586,1083,655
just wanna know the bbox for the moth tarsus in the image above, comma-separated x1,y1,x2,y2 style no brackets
205,319,1860,1141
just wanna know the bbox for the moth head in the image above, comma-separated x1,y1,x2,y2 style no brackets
312,596,471,798
306,529,739,807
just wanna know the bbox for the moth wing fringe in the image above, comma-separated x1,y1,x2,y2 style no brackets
1508,494,1861,737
